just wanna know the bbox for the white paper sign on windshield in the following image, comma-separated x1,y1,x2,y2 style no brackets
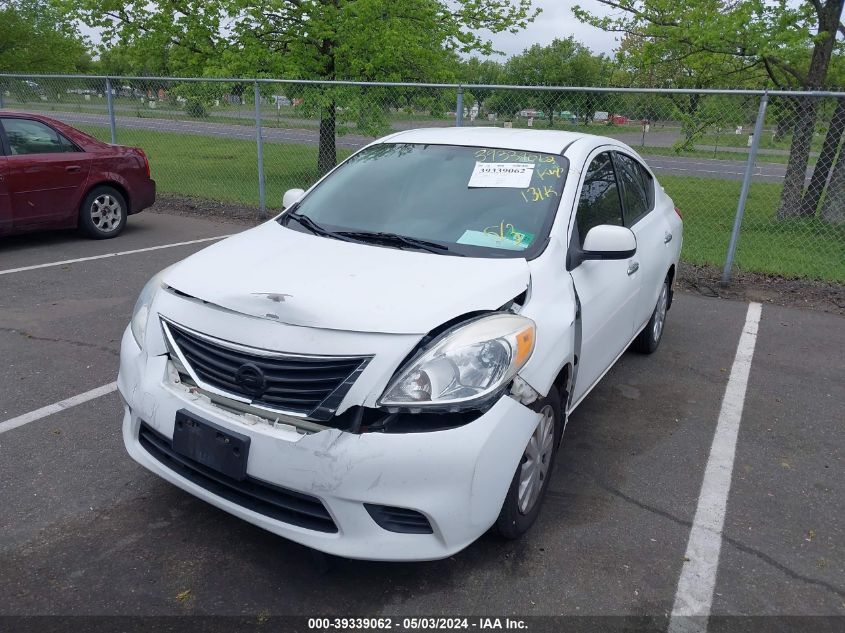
468,162,535,188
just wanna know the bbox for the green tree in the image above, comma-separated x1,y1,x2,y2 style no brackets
485,88,523,120
610,33,767,147
460,57,505,117
74,0,539,175
815,63,845,224
92,37,180,102
95,37,174,77
0,0,90,73
800,59,845,221
504,37,610,127
819,120,845,223
573,0,845,220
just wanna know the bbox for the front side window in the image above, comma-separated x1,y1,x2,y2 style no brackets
2,118,79,156
575,152,623,246
281,143,569,258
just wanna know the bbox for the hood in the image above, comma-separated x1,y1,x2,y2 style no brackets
162,221,531,335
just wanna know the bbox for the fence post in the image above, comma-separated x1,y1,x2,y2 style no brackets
721,92,769,286
0,87,4,109
456,86,464,127
105,77,117,144
254,81,267,220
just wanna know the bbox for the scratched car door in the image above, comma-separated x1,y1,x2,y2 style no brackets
568,150,640,404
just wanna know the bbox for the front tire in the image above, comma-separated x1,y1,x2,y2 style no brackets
632,279,669,354
495,389,562,539
79,186,127,239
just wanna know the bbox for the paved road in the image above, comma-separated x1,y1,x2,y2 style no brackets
0,213,842,628
43,111,794,183
13,101,801,154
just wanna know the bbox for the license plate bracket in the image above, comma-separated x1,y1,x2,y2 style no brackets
172,410,250,481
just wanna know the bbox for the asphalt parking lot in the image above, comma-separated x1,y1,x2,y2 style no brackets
1,212,843,630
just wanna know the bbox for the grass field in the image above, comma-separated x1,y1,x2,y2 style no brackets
661,176,844,281
636,145,804,165
79,124,353,207
697,131,825,152
78,124,844,282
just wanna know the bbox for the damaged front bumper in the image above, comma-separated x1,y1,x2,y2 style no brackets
118,326,542,561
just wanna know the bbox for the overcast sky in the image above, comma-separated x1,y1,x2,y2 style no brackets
481,0,617,57
80,0,619,59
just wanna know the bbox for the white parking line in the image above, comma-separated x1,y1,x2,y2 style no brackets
668,302,763,633
0,382,118,435
0,235,231,276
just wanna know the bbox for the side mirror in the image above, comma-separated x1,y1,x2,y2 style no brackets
571,225,636,267
282,188,305,209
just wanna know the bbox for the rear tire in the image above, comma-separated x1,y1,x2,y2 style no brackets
495,389,562,539
632,279,669,354
79,186,127,239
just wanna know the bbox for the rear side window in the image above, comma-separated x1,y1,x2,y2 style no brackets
575,152,624,246
615,153,654,225
638,161,655,209
1,118,79,155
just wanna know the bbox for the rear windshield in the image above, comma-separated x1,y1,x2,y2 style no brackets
282,143,568,258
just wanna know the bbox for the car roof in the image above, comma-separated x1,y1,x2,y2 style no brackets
0,110,63,124
380,126,610,155
0,110,46,118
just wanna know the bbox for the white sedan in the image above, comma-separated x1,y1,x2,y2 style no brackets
118,127,682,561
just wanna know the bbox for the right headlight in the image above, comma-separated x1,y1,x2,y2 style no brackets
130,271,165,349
379,313,536,411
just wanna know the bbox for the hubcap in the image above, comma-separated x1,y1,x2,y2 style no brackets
90,194,122,232
653,284,668,342
518,404,555,515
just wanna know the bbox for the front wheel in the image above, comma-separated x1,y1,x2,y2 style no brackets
632,279,669,354
79,186,127,239
495,389,562,539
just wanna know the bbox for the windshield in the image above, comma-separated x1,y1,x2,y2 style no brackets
280,143,569,258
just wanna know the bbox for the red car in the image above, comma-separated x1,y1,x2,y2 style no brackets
0,111,155,239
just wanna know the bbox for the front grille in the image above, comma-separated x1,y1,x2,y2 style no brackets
364,504,433,534
138,422,337,533
163,319,370,421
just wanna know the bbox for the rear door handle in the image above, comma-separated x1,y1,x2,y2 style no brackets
65,165,81,173
627,261,640,276
664,232,673,244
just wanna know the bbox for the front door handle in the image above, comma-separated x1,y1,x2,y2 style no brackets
65,165,81,173
627,261,640,276
664,232,673,244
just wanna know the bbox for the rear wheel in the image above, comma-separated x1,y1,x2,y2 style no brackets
79,186,127,239
495,389,562,539
632,279,669,354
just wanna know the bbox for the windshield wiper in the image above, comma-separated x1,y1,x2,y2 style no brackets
284,212,374,246
283,210,338,238
335,230,456,255
284,216,458,255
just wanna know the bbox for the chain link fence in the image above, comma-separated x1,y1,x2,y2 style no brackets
1,74,843,283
